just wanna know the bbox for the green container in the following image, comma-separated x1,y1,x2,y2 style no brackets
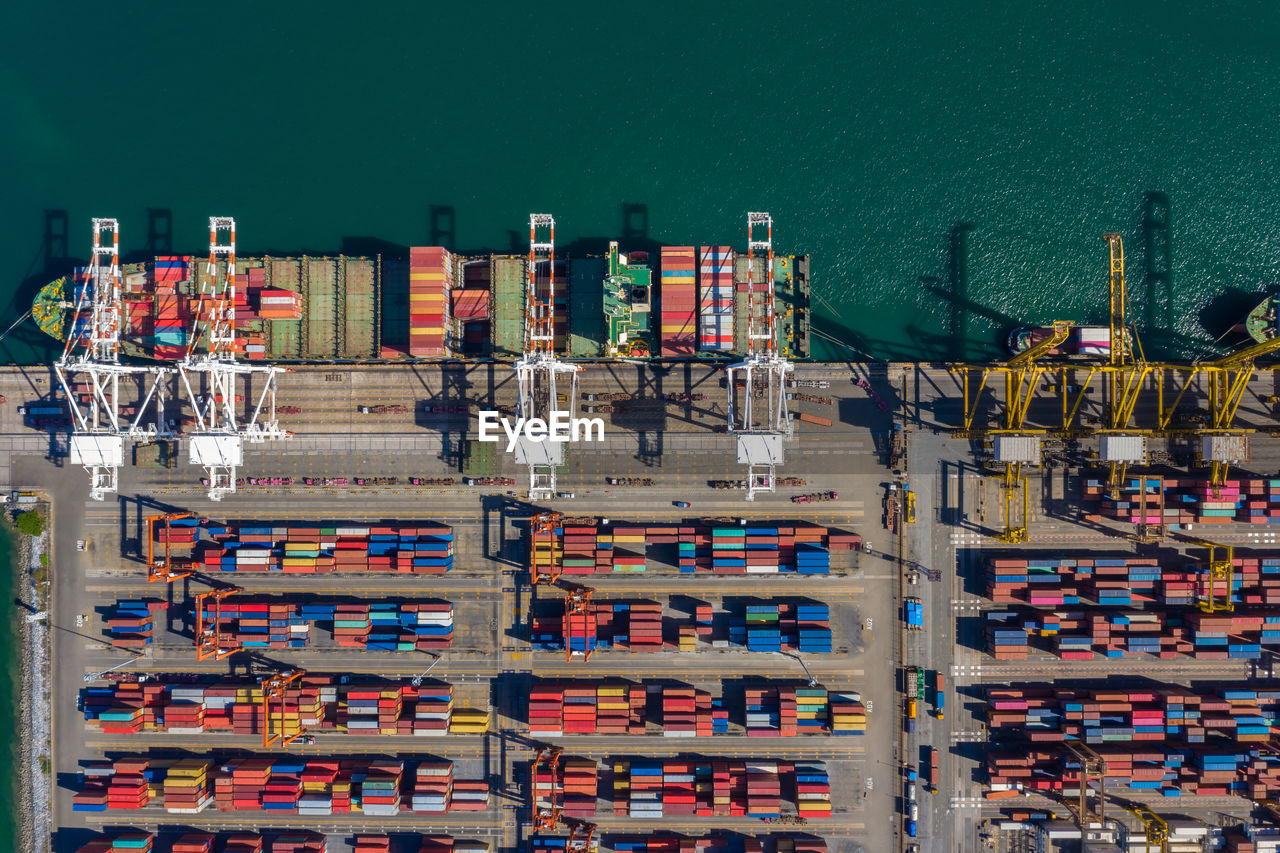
305,256,338,358
344,257,378,359
491,256,526,357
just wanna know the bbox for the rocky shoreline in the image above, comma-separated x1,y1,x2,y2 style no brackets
16,520,51,853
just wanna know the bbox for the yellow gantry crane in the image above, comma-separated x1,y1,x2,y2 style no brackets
955,320,1070,543
1096,234,1153,495
1063,741,1109,828
1149,305,1280,485
1189,538,1235,613
1123,803,1169,853
1199,334,1280,484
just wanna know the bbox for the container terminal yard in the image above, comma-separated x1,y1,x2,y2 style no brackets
9,214,1280,853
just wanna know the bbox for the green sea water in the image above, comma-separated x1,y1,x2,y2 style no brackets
4,1,1280,366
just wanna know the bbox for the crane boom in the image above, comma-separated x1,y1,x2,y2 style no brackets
514,214,580,500
178,217,290,500
54,218,171,500
726,212,794,500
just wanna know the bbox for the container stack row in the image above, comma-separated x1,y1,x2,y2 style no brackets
830,691,868,735
987,553,1280,607
238,263,271,359
193,599,454,651
731,603,833,653
195,522,455,575
549,519,856,576
152,262,190,359
659,246,697,356
610,837,827,853
562,758,598,818
983,608,1279,660
73,831,344,853
529,257,569,350
698,246,734,352
408,247,451,357
107,599,165,649
73,757,489,816
536,601,668,653
662,687,723,737
744,686,836,737
451,260,491,356
1083,477,1280,524
535,597,840,654
521,680,859,736
82,678,458,737
156,515,198,544
527,683,647,736
258,288,302,321
794,761,833,818
73,833,489,853
610,759,826,818
562,603,598,657
987,686,1280,745
987,745,1280,798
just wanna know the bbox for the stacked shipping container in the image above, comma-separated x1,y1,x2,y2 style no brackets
659,247,697,356
258,289,302,320
197,521,454,574
988,745,1280,798
194,599,454,651
661,687,720,737
988,685,1280,745
452,261,491,356
562,758,598,817
547,519,856,576
408,247,451,356
527,683,646,737
82,678,457,737
987,553,1280,607
71,756,489,815
731,603,833,653
107,599,165,649
983,608,1279,660
698,246,734,352
611,838,826,853
152,260,190,360
610,759,826,817
1084,477,1280,524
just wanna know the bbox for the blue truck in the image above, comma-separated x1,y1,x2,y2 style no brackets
904,597,923,630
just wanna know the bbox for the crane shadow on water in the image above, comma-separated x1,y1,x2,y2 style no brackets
910,223,1018,363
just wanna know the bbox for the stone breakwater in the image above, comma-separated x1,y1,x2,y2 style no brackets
17,526,51,853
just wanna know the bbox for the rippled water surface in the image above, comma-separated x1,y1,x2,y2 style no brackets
5,2,1280,365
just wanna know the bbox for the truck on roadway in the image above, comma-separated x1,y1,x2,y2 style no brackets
906,666,918,699
928,747,939,793
904,597,923,630
935,672,946,719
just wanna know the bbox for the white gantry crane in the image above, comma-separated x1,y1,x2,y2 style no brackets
514,214,580,501
726,212,794,500
54,218,170,500
178,217,290,501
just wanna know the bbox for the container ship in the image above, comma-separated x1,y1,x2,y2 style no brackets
1006,324,1129,360
1231,293,1279,344
34,241,810,363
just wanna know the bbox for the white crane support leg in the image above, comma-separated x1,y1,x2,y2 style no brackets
55,218,176,500
725,212,794,500
180,217,291,501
